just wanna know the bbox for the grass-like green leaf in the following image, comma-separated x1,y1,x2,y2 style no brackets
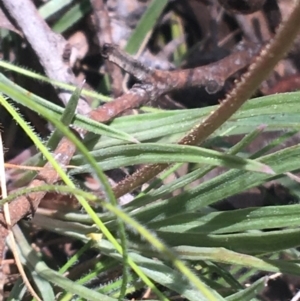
52,0,91,33
38,0,74,20
172,246,300,276
149,204,300,234
125,0,168,55
132,144,300,224
10,226,117,301
96,239,226,301
0,60,111,102
156,227,300,254
226,277,265,301
8,278,27,300
47,84,81,149
0,73,135,143
30,271,55,301
71,143,274,174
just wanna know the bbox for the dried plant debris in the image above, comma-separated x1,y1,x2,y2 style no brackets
1,1,300,300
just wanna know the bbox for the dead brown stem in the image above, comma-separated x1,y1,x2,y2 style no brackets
103,42,261,97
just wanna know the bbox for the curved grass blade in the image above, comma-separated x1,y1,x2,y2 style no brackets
71,143,274,174
0,62,111,102
173,246,300,277
156,227,300,254
149,204,300,235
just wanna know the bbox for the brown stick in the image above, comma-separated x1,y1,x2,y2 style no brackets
102,42,261,97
